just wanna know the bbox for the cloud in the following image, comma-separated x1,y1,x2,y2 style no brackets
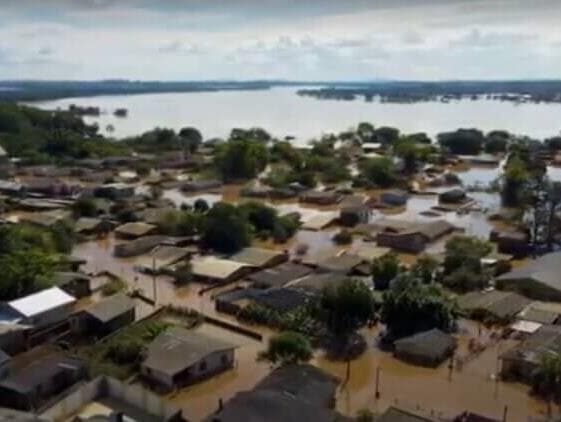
450,28,538,49
38,46,53,56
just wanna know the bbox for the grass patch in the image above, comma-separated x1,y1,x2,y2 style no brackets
80,320,169,380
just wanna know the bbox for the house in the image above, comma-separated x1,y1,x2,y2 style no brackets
339,195,371,226
495,252,561,301
52,271,91,298
0,355,86,411
248,262,313,289
377,406,437,422
230,247,288,269
191,256,253,284
138,206,176,225
135,246,192,273
0,287,76,329
0,322,30,355
251,288,311,313
490,230,530,256
41,375,184,422
74,217,114,236
141,327,235,392
351,245,391,262
215,288,262,316
20,209,71,228
24,177,79,197
207,364,343,422
375,219,458,253
500,325,561,382
517,302,561,325
380,190,409,207
94,183,135,200
114,221,157,239
393,329,457,368
74,293,135,337
317,253,370,275
458,290,531,322
0,349,11,379
0,180,24,196
113,235,194,258
438,188,467,204
181,179,222,193
301,212,339,231
290,272,347,294
299,190,342,205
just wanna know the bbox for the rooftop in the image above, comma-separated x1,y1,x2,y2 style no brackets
84,293,134,323
6,287,76,320
496,251,561,292
248,262,313,289
191,256,251,280
114,222,157,238
229,247,286,268
143,326,234,376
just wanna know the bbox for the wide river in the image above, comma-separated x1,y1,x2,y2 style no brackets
31,87,561,145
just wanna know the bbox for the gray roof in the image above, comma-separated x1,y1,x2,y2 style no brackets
317,254,365,274
143,327,234,376
458,290,531,320
394,329,456,361
252,288,310,313
115,222,156,238
290,273,348,293
84,293,134,323
500,324,561,365
248,263,313,289
230,248,286,268
53,271,91,288
377,407,436,422
496,252,561,292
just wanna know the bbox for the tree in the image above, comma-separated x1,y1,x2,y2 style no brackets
437,129,485,155
239,201,278,234
333,230,353,245
443,236,492,275
374,126,400,145
318,280,376,380
214,139,268,181
380,274,459,339
394,139,420,174
157,210,204,237
193,198,209,213
501,155,530,207
202,202,251,253
372,252,402,290
179,126,203,154
412,254,439,284
258,331,313,367
359,157,398,188
72,197,98,218
532,352,561,417
357,122,375,142
0,249,56,300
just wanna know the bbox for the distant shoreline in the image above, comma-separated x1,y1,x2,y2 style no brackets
3,79,561,103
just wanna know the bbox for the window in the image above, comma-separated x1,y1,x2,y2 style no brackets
199,361,207,372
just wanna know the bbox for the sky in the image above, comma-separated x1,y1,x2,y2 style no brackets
0,0,560,81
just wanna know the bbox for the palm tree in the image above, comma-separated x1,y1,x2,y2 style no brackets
532,351,561,417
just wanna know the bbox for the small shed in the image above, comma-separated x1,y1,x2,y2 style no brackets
76,293,135,337
380,190,409,207
394,328,456,367
114,222,157,240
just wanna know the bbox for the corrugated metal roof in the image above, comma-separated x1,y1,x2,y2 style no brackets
191,256,250,280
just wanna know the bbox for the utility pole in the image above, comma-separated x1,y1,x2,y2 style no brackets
375,366,381,399
502,405,508,422
152,255,157,304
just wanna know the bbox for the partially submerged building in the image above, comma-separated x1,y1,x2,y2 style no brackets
191,256,254,284
230,247,288,269
458,290,531,322
114,222,157,239
248,262,313,289
393,329,457,368
141,327,235,392
495,252,561,301
375,219,458,253
73,293,135,338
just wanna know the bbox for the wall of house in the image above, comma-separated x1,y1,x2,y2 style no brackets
376,233,425,253
41,376,183,421
0,329,27,355
170,349,235,390
140,364,174,391
26,303,75,328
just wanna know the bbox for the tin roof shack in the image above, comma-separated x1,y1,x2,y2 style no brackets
0,287,76,329
230,247,288,269
41,375,184,422
141,327,235,392
458,290,531,323
490,230,530,256
500,325,561,382
495,252,561,301
299,190,342,206
135,246,192,274
0,323,30,355
380,190,409,207
73,293,135,338
0,355,86,411
191,256,254,285
181,179,222,193
339,195,371,227
207,364,343,422
75,217,115,237
376,219,458,253
94,183,135,200
52,271,91,298
248,262,313,289
393,328,457,368
114,222,157,240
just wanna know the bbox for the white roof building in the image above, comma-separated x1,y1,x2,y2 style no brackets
1,287,76,324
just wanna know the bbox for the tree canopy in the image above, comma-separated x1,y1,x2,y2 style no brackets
372,252,402,290
358,156,398,188
437,129,485,155
202,202,252,253
214,138,268,181
258,331,313,367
